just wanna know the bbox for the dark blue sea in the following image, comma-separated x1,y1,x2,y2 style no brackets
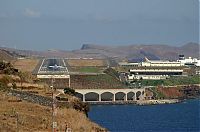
88,99,200,132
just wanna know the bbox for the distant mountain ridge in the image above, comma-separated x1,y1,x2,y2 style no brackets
0,42,199,61
78,42,199,60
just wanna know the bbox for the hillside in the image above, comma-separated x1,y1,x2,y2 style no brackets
0,91,106,131
1,42,199,61
0,49,14,61
79,42,199,61
0,61,107,131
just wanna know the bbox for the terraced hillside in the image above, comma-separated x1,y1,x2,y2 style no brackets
39,74,126,89
39,78,70,89
70,74,126,89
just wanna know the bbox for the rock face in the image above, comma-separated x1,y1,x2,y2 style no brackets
180,85,200,99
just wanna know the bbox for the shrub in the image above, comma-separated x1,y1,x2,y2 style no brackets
12,82,17,89
0,75,12,86
64,87,75,95
0,61,18,75
0,82,6,91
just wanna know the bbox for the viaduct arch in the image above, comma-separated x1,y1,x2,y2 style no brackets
74,88,145,102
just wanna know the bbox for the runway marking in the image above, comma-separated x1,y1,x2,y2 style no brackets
38,59,45,74
37,58,70,74
62,59,69,73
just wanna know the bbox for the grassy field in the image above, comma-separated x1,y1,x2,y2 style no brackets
12,59,39,72
70,74,127,89
67,59,106,67
78,67,102,73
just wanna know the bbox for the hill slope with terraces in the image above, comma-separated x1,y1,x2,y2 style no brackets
39,73,126,89
70,74,126,89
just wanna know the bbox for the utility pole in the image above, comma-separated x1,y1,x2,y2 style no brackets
51,76,57,132
16,112,19,132
68,75,70,88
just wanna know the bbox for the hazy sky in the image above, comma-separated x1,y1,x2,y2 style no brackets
0,0,199,50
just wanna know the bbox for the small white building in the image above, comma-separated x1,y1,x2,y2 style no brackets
196,70,200,75
177,55,200,67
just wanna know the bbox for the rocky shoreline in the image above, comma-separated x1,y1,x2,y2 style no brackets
136,99,181,105
87,99,181,105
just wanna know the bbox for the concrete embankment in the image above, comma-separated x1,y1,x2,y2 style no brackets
136,99,180,105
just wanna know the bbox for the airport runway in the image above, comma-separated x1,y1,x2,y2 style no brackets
36,58,105,75
38,58,69,74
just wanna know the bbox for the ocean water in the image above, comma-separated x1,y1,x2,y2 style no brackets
88,99,200,132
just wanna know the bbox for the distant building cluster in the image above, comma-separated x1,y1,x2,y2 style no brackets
177,55,200,67
128,69,183,80
119,55,200,67
119,55,200,81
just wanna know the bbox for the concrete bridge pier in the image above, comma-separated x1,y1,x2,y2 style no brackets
83,94,85,102
113,94,115,102
99,94,101,102
125,94,127,101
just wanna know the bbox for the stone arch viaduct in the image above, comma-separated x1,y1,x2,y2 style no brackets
74,88,145,102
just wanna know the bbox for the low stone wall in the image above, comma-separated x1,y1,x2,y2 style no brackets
8,90,53,107
7,90,87,114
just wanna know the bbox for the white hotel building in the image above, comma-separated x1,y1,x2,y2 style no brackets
125,57,184,80
141,57,183,67
128,69,183,80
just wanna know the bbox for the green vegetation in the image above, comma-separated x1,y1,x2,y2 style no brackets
64,87,75,95
78,67,102,73
0,82,6,91
134,75,200,86
0,75,12,91
150,87,165,99
82,74,127,89
85,74,115,82
104,68,119,80
0,61,18,75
